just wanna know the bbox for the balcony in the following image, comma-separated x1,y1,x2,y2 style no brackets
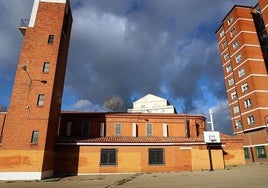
18,19,29,35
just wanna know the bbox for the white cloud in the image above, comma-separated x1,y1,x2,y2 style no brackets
73,99,103,112
209,100,233,135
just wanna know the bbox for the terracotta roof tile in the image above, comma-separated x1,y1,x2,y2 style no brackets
57,134,243,144
57,136,204,144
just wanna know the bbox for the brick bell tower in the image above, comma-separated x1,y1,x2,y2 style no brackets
0,0,72,180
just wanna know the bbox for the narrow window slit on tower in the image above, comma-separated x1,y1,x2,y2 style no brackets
31,131,39,144
37,94,45,106
48,35,54,44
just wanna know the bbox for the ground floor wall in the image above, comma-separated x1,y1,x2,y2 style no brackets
236,129,268,163
0,149,53,180
54,143,243,175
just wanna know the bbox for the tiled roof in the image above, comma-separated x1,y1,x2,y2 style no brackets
57,136,203,144
57,135,242,145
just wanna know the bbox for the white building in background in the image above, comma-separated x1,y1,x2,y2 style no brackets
127,94,177,114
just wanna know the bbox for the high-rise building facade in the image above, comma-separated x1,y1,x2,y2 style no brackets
0,0,72,180
216,0,268,162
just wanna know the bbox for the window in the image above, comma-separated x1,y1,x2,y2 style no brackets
233,41,239,50
244,148,250,159
241,83,249,92
163,123,168,137
220,30,225,38
227,16,233,26
43,62,50,73
233,106,239,114
244,99,252,108
146,123,153,136
238,68,245,77
82,122,89,136
115,123,122,136
100,149,117,165
235,120,242,129
256,146,267,159
230,27,236,37
228,78,234,86
37,94,44,106
66,122,72,136
224,53,230,61
48,35,54,44
222,40,227,49
226,64,232,73
247,115,255,125
148,148,164,165
31,131,39,144
235,53,242,63
231,91,237,100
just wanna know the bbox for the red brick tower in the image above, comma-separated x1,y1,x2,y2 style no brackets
216,0,268,162
0,0,72,180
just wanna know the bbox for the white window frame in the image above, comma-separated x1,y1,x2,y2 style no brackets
233,41,239,50
228,78,234,86
226,64,232,73
220,30,225,38
241,83,249,92
247,115,255,125
238,68,245,77
244,99,252,108
115,123,122,136
233,106,239,114
146,123,153,136
222,40,227,49
224,53,230,61
230,27,236,37
235,120,242,129
227,16,233,26
235,53,242,63
231,91,237,100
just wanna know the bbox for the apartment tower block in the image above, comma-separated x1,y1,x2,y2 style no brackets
216,0,268,162
0,0,72,179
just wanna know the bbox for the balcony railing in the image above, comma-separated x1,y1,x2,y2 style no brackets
18,19,30,35
19,19,30,27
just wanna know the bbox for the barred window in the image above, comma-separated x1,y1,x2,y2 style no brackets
256,146,267,159
148,148,164,165
100,149,117,165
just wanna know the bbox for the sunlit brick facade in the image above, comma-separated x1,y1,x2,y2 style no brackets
0,0,247,181
54,112,244,175
0,0,72,180
216,0,268,162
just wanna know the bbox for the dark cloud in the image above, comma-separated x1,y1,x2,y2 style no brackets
0,0,256,135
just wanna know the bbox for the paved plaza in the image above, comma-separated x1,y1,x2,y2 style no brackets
0,163,267,188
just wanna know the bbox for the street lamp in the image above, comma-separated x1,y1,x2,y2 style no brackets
21,64,47,88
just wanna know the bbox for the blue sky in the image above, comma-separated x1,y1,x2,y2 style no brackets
0,0,256,134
